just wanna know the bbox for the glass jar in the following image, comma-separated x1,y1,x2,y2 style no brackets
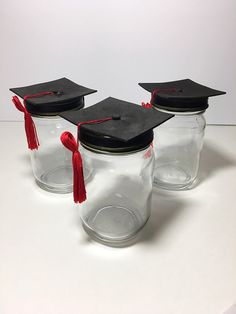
153,108,206,190
30,115,77,193
139,79,225,190
79,144,155,246
10,77,97,193
60,97,172,246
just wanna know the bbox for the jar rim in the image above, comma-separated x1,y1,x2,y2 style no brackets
27,98,85,116
153,107,205,115
80,141,152,155
79,128,154,154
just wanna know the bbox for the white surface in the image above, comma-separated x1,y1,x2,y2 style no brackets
1,0,236,124
224,305,236,314
0,123,236,314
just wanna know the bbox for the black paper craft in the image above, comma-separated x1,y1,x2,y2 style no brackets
139,79,226,112
60,97,174,152
10,78,97,115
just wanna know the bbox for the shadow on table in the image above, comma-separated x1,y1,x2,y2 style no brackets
138,189,188,245
195,141,236,187
75,188,188,248
18,153,32,177
139,141,236,245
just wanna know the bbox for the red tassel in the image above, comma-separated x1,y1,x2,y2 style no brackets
141,102,153,109
60,131,86,203
12,91,54,150
12,96,39,150
61,117,113,204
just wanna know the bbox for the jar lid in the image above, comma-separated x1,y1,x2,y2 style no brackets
60,97,174,153
10,78,97,116
139,79,226,112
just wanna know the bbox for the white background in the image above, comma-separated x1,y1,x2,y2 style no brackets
1,0,235,124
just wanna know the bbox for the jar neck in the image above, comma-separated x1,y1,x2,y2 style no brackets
31,114,61,120
153,107,205,116
79,128,153,154
80,142,152,155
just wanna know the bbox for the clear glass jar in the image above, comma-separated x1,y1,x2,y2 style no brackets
30,115,76,193
79,144,155,246
153,109,206,190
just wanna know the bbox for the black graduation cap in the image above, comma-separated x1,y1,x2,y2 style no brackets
10,78,97,116
60,97,174,153
139,79,226,112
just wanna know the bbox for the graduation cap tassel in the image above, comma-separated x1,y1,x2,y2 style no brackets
60,131,86,203
12,92,54,150
141,102,153,108
12,96,40,150
61,118,113,204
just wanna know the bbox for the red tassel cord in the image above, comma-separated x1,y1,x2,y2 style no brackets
150,88,176,104
77,118,113,131
142,88,177,149
12,91,54,150
142,88,177,109
142,102,153,108
61,117,113,204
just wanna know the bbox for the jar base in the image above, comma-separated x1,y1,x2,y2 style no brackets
35,165,73,194
81,205,149,247
153,164,195,190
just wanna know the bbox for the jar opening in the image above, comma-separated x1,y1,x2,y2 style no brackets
79,129,153,154
28,97,85,116
153,106,205,116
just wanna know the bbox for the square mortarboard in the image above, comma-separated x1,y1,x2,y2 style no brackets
139,79,226,112
60,97,174,152
10,78,97,115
